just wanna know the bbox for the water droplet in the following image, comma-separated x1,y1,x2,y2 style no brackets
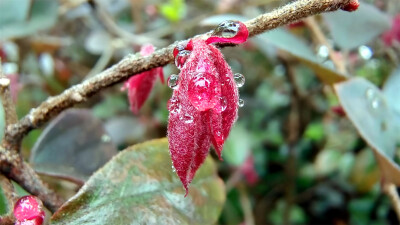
365,88,376,100
215,96,227,113
212,20,240,38
168,74,179,89
238,98,244,107
317,45,329,59
358,45,373,60
101,134,111,143
371,97,382,109
188,72,220,111
167,97,181,114
171,165,176,172
181,113,194,124
175,50,191,69
234,73,245,87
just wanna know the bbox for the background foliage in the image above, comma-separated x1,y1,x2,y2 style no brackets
0,0,399,224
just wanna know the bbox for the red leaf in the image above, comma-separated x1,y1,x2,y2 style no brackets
382,14,400,47
122,44,164,114
168,39,240,194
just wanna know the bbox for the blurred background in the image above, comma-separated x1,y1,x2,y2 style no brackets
0,0,400,224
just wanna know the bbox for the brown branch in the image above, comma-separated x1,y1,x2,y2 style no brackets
0,147,64,212
5,0,352,149
0,175,18,225
383,182,400,221
0,63,18,151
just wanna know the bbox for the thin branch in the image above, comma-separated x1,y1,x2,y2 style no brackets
383,182,400,221
0,63,18,150
0,175,18,223
5,0,352,149
0,147,64,212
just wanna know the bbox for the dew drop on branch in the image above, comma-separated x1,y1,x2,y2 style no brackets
212,20,240,38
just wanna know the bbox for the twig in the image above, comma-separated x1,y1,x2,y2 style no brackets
0,62,18,151
0,175,18,224
304,17,347,74
5,0,353,150
383,182,400,221
282,63,301,225
238,184,255,225
0,146,64,212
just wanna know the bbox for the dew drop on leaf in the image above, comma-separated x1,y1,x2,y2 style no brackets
188,72,220,111
238,98,244,107
167,96,182,114
175,50,191,69
212,20,240,38
234,73,245,87
168,74,179,89
171,165,176,172
365,87,383,111
180,113,194,124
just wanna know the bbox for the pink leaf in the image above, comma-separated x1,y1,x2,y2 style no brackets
122,44,164,114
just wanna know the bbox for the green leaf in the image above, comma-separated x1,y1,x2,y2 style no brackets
223,123,252,166
323,3,391,50
0,0,58,40
383,67,400,115
50,138,225,225
254,28,347,85
0,0,31,25
160,0,186,22
334,78,400,186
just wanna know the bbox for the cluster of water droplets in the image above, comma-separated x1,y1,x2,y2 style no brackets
234,73,245,108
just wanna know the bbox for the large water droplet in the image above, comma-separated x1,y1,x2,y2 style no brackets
238,98,244,107
215,96,227,113
234,73,245,87
212,20,240,38
188,72,220,111
180,113,194,124
175,50,191,69
167,97,181,114
168,74,179,89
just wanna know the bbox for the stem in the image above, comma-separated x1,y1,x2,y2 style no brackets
383,182,400,221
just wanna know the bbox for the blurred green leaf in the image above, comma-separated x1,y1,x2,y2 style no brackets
334,78,400,186
92,95,128,119
254,28,347,85
350,148,379,192
160,0,186,22
30,109,118,183
323,3,391,50
0,0,58,40
223,123,252,166
314,149,342,176
269,200,307,225
304,122,324,142
383,67,400,114
50,138,225,225
0,0,31,25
